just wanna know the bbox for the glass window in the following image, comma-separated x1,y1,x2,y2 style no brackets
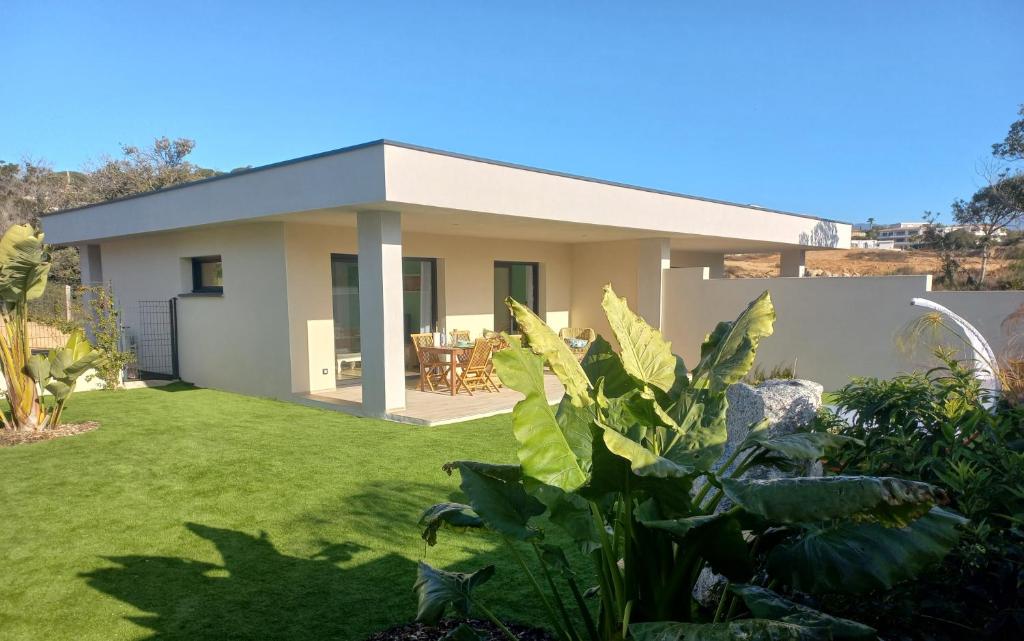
191,256,223,293
494,261,538,333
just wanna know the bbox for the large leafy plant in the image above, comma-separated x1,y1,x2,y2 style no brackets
0,224,99,431
416,286,964,641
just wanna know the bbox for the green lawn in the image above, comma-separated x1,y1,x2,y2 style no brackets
0,384,571,640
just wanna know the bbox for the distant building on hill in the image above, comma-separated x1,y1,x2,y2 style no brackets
871,222,1008,250
850,239,897,249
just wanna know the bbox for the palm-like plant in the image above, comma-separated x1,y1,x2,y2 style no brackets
416,286,965,641
0,224,99,431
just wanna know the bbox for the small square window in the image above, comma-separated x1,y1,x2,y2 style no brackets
191,256,223,293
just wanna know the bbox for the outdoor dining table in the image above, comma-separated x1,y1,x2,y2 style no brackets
417,344,473,395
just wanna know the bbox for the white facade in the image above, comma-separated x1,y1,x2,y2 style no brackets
42,140,850,417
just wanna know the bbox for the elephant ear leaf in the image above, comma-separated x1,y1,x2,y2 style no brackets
493,347,590,491
25,353,50,383
599,423,693,478
580,335,634,398
601,285,677,393
0,224,50,303
419,502,483,546
413,562,495,625
445,461,546,541
730,584,876,640
722,476,946,527
629,619,830,641
506,296,591,405
639,511,753,581
768,507,967,594
743,431,864,462
691,291,775,392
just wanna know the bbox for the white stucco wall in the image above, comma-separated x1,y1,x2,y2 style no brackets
98,223,293,398
661,268,1024,391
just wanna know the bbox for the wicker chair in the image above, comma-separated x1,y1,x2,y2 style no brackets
455,338,499,395
411,333,450,392
559,327,596,361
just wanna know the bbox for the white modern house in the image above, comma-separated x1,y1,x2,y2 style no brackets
42,140,851,420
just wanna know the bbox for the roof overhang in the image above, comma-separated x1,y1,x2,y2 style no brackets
41,140,851,252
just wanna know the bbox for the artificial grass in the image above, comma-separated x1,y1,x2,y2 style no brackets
0,384,578,640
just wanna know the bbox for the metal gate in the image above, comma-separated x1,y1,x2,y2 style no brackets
136,299,179,379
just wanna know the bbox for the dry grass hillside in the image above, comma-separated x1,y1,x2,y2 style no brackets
725,248,1020,284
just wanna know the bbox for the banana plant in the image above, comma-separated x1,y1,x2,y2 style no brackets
25,328,101,428
0,224,99,431
416,286,965,641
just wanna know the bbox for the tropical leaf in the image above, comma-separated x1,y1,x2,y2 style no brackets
44,380,72,401
506,296,591,405
543,488,601,553
639,511,753,581
445,461,546,541
413,561,495,625
744,431,864,462
629,619,829,641
419,502,484,545
691,291,775,392
25,353,49,383
600,423,693,478
767,507,967,594
722,476,946,527
581,335,634,398
493,347,590,491
0,224,50,303
730,584,876,640
601,285,677,393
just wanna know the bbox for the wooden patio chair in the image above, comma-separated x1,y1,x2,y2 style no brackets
411,333,450,392
449,329,471,344
454,338,499,395
482,330,511,352
559,327,596,361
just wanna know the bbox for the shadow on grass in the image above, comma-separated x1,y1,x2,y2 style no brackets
81,523,416,640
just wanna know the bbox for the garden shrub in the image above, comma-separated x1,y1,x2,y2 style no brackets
818,359,1024,640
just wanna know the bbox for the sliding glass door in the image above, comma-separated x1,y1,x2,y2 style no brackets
494,261,538,333
331,254,437,383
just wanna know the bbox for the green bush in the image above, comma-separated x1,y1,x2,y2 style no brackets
817,359,1024,639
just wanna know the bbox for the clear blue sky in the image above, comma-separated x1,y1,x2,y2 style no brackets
2,1,1021,223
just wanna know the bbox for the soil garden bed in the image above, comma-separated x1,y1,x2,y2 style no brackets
0,422,99,447
364,619,555,641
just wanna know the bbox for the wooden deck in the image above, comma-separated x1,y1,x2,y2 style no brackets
297,374,564,426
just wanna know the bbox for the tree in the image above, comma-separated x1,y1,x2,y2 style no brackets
992,104,1024,161
865,217,877,239
952,171,1024,286
1,137,218,285
85,137,218,202
921,212,964,288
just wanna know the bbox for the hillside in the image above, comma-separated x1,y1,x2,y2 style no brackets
725,247,1020,285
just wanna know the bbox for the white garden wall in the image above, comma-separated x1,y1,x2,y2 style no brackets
661,268,1024,391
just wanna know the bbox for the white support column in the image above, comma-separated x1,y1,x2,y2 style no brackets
780,249,807,277
636,238,671,328
78,244,103,285
670,250,725,278
357,211,406,415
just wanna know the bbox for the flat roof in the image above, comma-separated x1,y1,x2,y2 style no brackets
41,140,852,250
45,139,841,223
